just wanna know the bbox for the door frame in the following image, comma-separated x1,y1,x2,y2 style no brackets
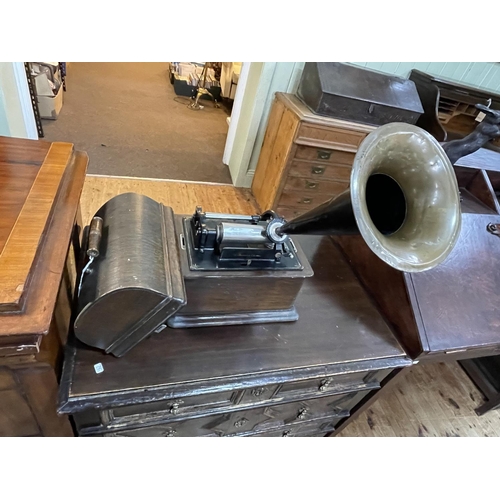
1,62,38,140
223,62,304,188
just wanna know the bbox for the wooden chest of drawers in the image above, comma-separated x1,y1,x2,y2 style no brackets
251,93,376,219
58,235,411,437
91,372,388,437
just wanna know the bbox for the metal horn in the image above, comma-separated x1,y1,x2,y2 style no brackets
278,122,462,273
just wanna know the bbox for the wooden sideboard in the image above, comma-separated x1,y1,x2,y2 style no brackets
0,136,87,436
251,92,375,217
58,235,411,437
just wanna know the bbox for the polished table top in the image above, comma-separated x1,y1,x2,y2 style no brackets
0,136,87,352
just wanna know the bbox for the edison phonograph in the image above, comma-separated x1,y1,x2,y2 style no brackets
74,104,500,357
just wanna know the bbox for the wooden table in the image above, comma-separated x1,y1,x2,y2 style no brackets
0,136,87,436
58,235,411,437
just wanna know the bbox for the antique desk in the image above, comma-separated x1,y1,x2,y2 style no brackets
58,235,411,437
0,136,87,436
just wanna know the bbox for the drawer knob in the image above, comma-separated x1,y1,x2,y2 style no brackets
234,417,249,428
163,429,177,437
319,378,333,392
317,150,331,160
297,408,308,420
251,387,267,397
305,180,318,189
311,166,325,175
300,197,312,205
170,400,184,415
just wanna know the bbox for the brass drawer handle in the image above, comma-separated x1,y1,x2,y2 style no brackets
318,378,333,392
311,166,325,175
169,400,184,415
296,408,308,420
300,197,312,205
305,180,318,189
317,150,331,160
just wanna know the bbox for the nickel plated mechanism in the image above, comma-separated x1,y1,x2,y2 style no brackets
183,206,303,271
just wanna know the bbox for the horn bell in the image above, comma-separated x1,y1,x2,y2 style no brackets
279,122,462,273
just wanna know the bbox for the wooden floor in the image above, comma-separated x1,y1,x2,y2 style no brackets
80,175,258,222
80,174,500,437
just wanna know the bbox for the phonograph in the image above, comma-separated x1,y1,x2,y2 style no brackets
74,106,500,357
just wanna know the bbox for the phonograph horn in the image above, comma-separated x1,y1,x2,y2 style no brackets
277,122,462,273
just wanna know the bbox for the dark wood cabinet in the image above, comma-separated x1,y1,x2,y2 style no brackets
58,235,411,437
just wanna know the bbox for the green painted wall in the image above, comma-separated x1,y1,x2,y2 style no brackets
350,62,500,92
0,88,11,136
0,62,37,139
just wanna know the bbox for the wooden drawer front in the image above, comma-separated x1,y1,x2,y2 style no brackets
289,160,352,183
230,394,351,436
105,394,350,437
277,206,308,221
284,176,348,195
252,418,341,437
238,384,280,405
294,145,356,165
108,390,236,421
278,190,338,208
278,370,385,399
103,413,227,437
296,124,366,153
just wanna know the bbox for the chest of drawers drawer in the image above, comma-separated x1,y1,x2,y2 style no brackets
283,176,349,195
103,391,358,437
293,145,356,165
95,369,385,436
288,159,352,183
105,389,237,421
276,206,308,221
278,191,334,208
253,418,341,437
278,370,386,397
296,124,366,152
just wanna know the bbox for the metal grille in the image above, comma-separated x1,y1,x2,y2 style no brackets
23,62,44,138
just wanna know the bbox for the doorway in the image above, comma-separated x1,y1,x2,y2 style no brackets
40,62,235,183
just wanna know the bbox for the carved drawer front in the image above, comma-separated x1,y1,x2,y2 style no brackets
254,418,342,437
107,390,236,422
278,190,334,208
103,413,227,437
283,176,349,195
102,390,365,437
293,145,356,165
288,159,352,183
278,370,388,399
217,393,352,436
237,384,280,405
295,125,366,153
